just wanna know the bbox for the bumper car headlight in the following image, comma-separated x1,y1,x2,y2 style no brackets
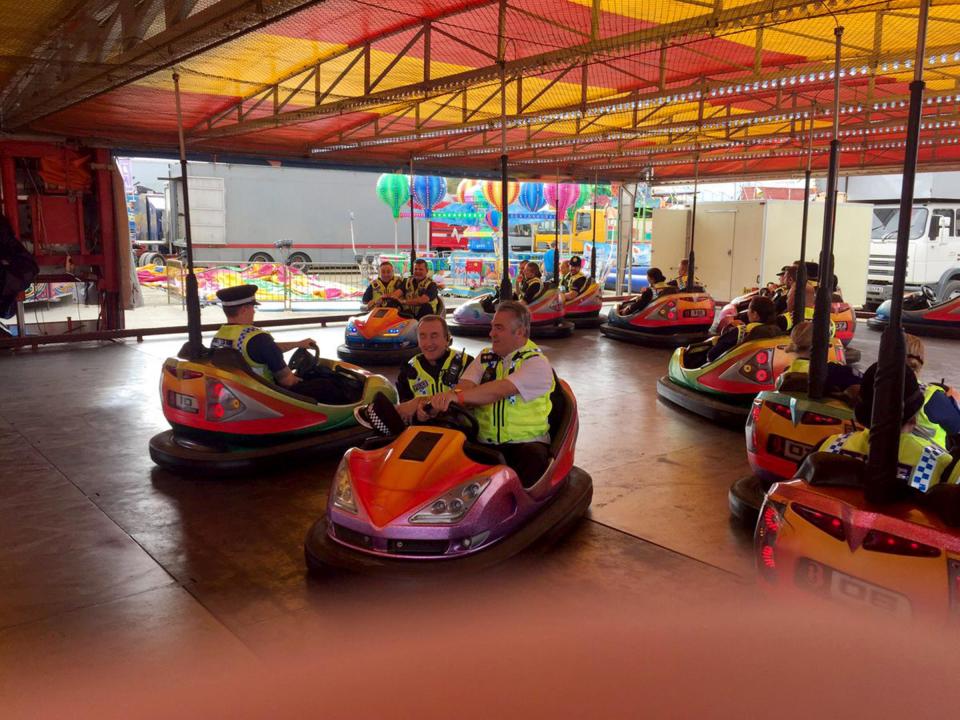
409,477,491,524
347,323,358,335
385,326,402,335
332,459,357,513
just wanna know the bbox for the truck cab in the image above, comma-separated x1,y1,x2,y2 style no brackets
866,202,960,308
534,209,609,253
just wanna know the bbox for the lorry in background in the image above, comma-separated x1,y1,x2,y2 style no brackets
139,159,466,265
845,172,960,309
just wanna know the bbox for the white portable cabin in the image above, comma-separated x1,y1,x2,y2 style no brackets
650,199,872,306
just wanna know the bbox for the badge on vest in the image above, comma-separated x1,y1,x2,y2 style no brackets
413,378,430,395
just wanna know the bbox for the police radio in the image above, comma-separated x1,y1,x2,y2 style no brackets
441,348,468,388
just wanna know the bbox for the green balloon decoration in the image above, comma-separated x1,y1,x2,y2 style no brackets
376,173,410,219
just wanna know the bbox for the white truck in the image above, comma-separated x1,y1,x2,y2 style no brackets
846,173,960,309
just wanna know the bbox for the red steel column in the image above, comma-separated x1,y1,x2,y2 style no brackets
95,148,122,329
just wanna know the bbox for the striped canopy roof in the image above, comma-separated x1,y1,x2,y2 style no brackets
2,1,959,182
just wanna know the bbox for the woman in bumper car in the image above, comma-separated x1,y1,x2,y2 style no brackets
706,295,783,363
518,262,544,304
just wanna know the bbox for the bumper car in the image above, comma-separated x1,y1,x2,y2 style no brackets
563,281,603,329
449,288,574,339
150,347,397,473
720,290,860,363
755,452,960,623
337,298,442,365
728,373,857,525
868,287,960,338
601,290,714,347
656,336,846,427
304,381,592,575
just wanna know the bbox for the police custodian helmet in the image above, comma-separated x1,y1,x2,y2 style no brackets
216,284,260,307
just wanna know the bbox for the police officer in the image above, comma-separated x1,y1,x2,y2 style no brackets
211,284,316,390
820,364,960,492
671,258,705,291
560,255,588,302
395,315,473,402
361,260,402,311
424,301,556,487
518,261,544,304
616,267,672,315
401,258,441,319
906,334,960,450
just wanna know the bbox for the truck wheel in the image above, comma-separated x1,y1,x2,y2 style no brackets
287,252,311,265
249,252,274,263
940,279,960,303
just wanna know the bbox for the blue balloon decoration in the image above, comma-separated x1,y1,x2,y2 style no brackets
412,175,447,219
518,181,545,213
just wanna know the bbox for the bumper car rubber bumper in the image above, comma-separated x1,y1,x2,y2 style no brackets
728,474,766,527
304,466,593,577
336,343,419,365
149,424,373,474
530,320,575,339
448,320,492,337
600,323,711,347
867,315,960,339
655,375,751,427
567,313,603,329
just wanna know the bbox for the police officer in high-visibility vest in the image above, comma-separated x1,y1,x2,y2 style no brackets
211,284,317,391
395,315,473,403
670,258,705,292
401,259,441,319
616,267,673,316
906,334,960,451
514,260,529,299
560,255,588,302
780,320,861,392
518,261,544,304
820,363,960,491
361,261,402,311
421,301,556,487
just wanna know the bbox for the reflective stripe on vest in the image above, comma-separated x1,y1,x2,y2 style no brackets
211,324,274,383
406,350,459,398
917,384,949,449
370,277,400,303
561,270,585,292
820,429,954,492
405,277,439,313
786,358,810,375
474,339,554,444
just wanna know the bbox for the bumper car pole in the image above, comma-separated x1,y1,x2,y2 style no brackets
792,128,814,328
408,158,416,267
173,72,203,362
499,62,512,303
808,26,844,401
867,2,930,505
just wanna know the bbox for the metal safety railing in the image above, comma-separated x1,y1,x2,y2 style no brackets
159,261,367,310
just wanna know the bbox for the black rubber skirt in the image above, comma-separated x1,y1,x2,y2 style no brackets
530,321,575,339
336,343,419,366
304,467,593,577
149,424,372,474
867,316,960,339
655,375,750,427
600,323,711,348
728,474,767,528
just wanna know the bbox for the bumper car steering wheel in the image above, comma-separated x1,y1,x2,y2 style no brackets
289,344,320,378
422,401,479,442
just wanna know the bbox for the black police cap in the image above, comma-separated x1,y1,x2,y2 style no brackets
216,284,260,307
569,255,582,266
